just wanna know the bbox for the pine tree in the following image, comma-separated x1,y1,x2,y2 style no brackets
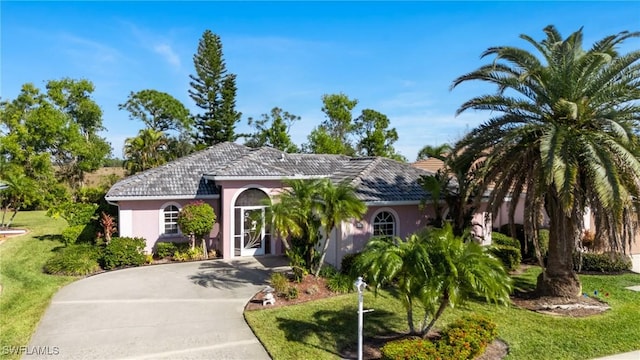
189,30,241,146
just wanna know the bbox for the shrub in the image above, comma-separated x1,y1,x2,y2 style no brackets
318,265,338,278
176,201,216,240
102,237,146,270
327,273,353,293
340,252,360,275
47,202,99,227
537,229,549,258
44,244,102,276
285,286,299,300
155,242,178,258
61,225,84,246
438,315,498,360
574,251,632,273
269,272,289,294
381,338,438,360
492,232,520,248
173,250,189,262
186,246,204,260
488,245,522,271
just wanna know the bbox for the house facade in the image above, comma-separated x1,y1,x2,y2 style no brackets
106,142,493,267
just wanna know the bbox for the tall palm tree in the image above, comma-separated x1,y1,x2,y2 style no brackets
315,179,367,276
452,26,640,297
123,128,168,175
354,225,511,336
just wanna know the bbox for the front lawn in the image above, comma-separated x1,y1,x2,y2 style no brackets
0,211,75,360
245,268,640,360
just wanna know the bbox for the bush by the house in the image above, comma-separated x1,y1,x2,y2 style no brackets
340,252,361,275
155,242,178,258
492,232,520,248
438,315,498,359
61,225,84,246
574,251,632,273
285,286,299,300
489,244,522,271
381,338,439,360
380,315,498,360
318,264,338,278
102,237,146,270
269,272,289,294
326,273,353,293
44,244,102,276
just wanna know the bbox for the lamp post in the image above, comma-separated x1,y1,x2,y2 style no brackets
354,276,367,360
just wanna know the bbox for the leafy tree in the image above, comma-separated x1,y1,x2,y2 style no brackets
354,225,511,336
177,201,216,257
354,109,406,161
189,30,241,147
0,170,37,228
305,93,358,155
245,107,300,153
451,25,640,297
269,178,366,276
123,128,169,175
119,89,192,133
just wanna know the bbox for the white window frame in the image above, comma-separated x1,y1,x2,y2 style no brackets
371,208,399,237
159,202,182,237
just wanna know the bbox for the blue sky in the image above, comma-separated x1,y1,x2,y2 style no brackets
2,1,639,161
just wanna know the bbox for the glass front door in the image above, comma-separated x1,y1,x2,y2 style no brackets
240,207,265,256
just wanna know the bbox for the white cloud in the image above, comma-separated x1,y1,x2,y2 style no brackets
154,43,181,68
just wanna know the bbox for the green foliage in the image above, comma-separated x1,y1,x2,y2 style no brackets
101,237,146,270
119,89,192,133
285,286,299,300
318,265,338,278
46,202,98,227
437,315,498,359
245,107,300,153
538,229,549,258
172,250,189,262
43,244,102,276
190,29,241,146
452,25,640,296
305,93,358,155
354,109,405,161
381,338,438,360
575,252,632,273
186,246,205,260
339,252,360,275
492,232,520,248
155,242,178,258
123,128,169,175
61,225,84,246
380,315,498,360
269,272,289,294
489,244,522,271
176,201,216,240
326,273,353,294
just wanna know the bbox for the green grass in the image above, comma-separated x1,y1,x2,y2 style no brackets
0,211,76,360
245,268,640,360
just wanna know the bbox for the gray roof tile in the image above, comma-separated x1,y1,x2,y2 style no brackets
106,142,433,202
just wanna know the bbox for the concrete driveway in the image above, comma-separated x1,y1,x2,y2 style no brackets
25,256,288,360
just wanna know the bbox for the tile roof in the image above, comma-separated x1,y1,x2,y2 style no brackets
106,142,434,203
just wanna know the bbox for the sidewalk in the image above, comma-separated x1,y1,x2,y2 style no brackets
592,350,640,360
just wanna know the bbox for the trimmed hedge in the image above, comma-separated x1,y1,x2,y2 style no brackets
155,242,178,258
381,315,498,360
574,252,632,273
492,232,520,248
102,237,146,270
489,245,522,271
44,244,102,276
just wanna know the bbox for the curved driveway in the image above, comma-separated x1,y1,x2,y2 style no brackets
25,257,288,360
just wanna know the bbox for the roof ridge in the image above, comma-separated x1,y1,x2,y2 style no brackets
212,146,275,174
349,157,383,187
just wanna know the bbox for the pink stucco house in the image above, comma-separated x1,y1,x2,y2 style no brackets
105,142,493,267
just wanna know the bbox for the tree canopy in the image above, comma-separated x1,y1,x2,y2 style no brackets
452,25,640,297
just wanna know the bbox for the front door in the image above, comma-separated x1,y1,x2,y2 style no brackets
240,207,265,256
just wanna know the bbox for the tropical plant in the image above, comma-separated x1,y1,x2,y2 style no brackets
451,25,640,297
176,201,216,258
354,225,511,336
123,128,169,175
268,178,366,276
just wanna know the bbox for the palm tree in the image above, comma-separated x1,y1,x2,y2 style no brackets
269,178,366,276
315,179,367,276
354,225,511,336
416,143,452,161
123,128,168,175
451,26,640,297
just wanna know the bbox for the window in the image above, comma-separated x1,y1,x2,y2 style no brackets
373,211,396,237
163,205,180,234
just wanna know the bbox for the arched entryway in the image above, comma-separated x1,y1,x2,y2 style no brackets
233,188,271,256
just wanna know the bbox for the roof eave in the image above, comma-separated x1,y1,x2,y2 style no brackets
105,194,220,202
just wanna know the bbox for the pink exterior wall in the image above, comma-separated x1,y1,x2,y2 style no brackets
327,204,434,268
117,199,220,254
216,180,285,259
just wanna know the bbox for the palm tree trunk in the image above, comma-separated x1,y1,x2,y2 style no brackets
6,204,21,229
422,294,449,337
313,225,333,276
536,194,581,298
406,296,416,335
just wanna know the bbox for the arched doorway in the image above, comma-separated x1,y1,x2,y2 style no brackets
233,188,270,256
